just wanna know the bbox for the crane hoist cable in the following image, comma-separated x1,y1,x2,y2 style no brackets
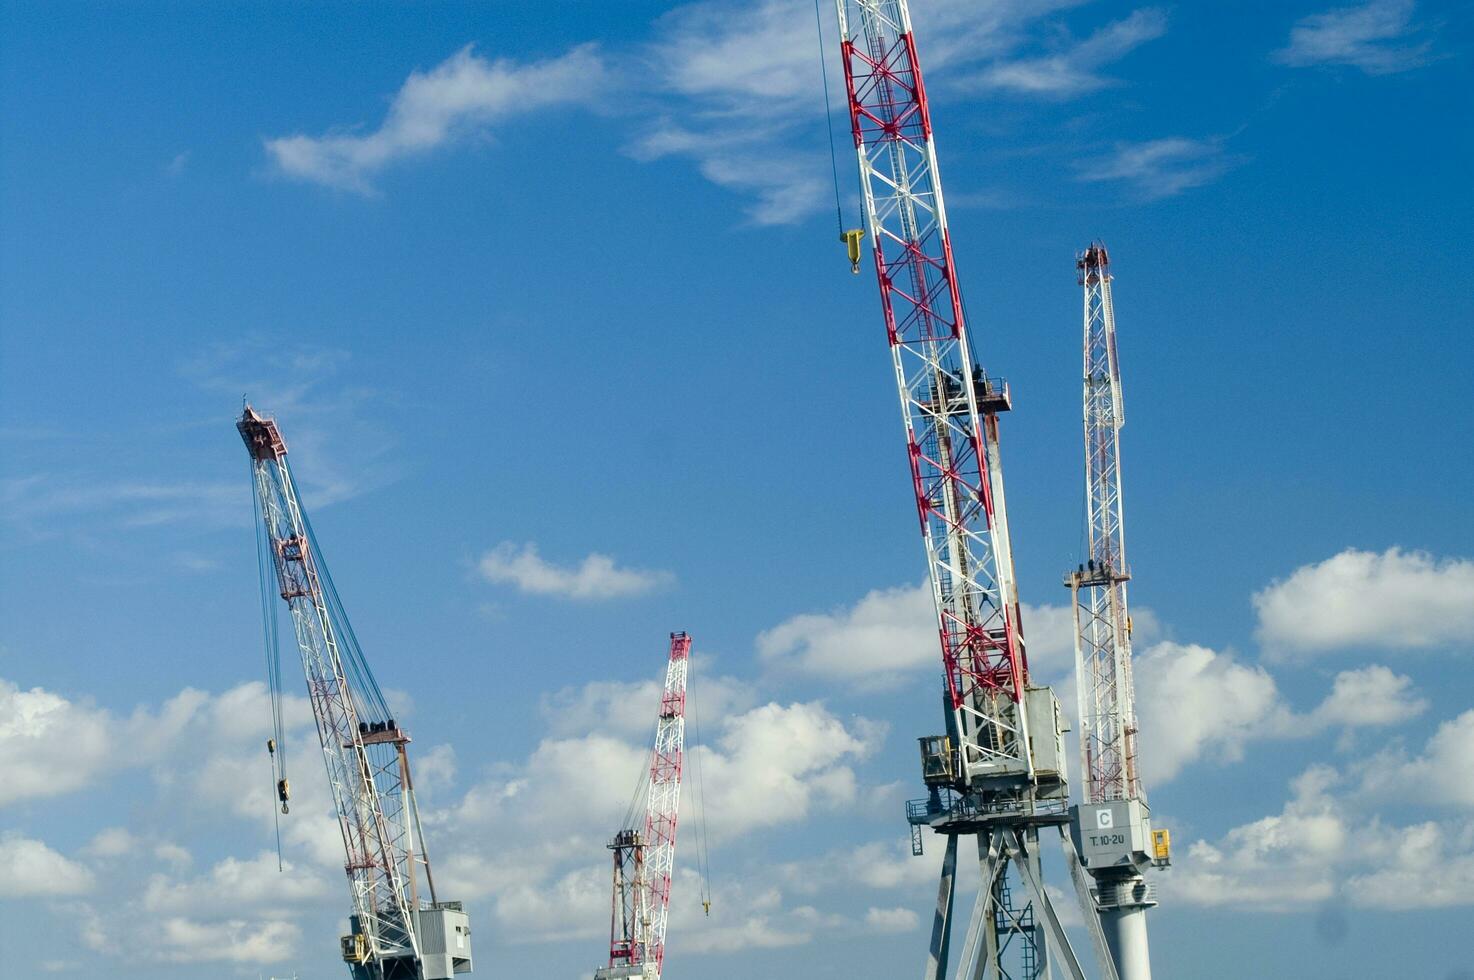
251,454,289,872
688,679,713,916
814,0,866,272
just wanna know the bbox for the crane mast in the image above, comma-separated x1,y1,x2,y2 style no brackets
596,631,691,980
1065,246,1166,980
239,406,472,980
831,4,1114,978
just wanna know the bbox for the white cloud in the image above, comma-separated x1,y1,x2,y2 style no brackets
156,917,301,964
1134,641,1292,784
540,665,755,741
637,0,1089,224
1168,765,1350,909
701,702,883,839
478,541,673,600
141,851,329,918
0,679,145,806
864,905,920,933
430,688,884,954
1170,754,1474,912
265,44,606,192
1131,649,1426,786
1078,137,1235,199
1306,664,1427,730
83,828,138,859
757,581,1081,689
1343,821,1474,909
153,842,192,869
0,833,95,897
1274,0,1435,74
974,8,1168,97
1359,709,1474,809
757,583,935,685
1254,548,1474,657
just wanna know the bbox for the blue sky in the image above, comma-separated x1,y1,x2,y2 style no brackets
2,0,1472,977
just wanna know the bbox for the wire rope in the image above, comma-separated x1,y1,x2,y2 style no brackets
688,675,713,911
814,0,847,236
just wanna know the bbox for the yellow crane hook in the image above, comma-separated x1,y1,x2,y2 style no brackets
841,228,865,274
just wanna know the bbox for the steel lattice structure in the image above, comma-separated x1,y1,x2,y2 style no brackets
1064,246,1160,980
240,406,468,980
1070,244,1140,804
599,631,690,980
835,0,1029,784
831,5,1117,980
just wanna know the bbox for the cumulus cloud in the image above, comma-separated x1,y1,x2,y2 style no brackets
1359,709,1474,809
155,918,301,964
1306,664,1427,730
477,541,673,600
1170,755,1474,912
0,680,118,805
757,583,935,684
1134,641,1292,784
0,833,95,897
1169,765,1353,909
1254,548,1474,657
974,8,1168,97
1274,0,1435,74
83,828,139,859
757,581,1081,689
1078,137,1237,199
429,692,884,952
142,852,329,918
1132,647,1427,785
265,44,606,192
540,667,755,741
864,905,921,933
0,679,234,807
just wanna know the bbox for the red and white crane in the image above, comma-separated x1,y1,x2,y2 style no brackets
831,3,1116,978
239,406,472,980
596,632,692,980
1066,245,1167,980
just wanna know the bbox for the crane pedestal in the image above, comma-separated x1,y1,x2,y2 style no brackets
1069,801,1157,980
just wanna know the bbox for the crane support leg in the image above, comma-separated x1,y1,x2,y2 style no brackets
924,835,959,980
1003,828,1089,980
1057,827,1121,980
953,834,1005,980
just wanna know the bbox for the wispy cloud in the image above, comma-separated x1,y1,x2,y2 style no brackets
973,8,1168,97
264,44,607,192
255,2,1160,222
1077,136,1237,199
1274,0,1435,75
180,340,390,509
1,341,385,542
477,541,673,601
635,0,1093,224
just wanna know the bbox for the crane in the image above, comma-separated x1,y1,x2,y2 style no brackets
1065,245,1169,980
830,3,1121,977
595,631,692,980
239,405,473,980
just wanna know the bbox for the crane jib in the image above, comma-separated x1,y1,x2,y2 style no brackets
834,0,1029,780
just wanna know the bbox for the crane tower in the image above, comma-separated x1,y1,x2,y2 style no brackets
239,406,473,980
595,631,691,980
831,3,1122,978
1065,245,1167,980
